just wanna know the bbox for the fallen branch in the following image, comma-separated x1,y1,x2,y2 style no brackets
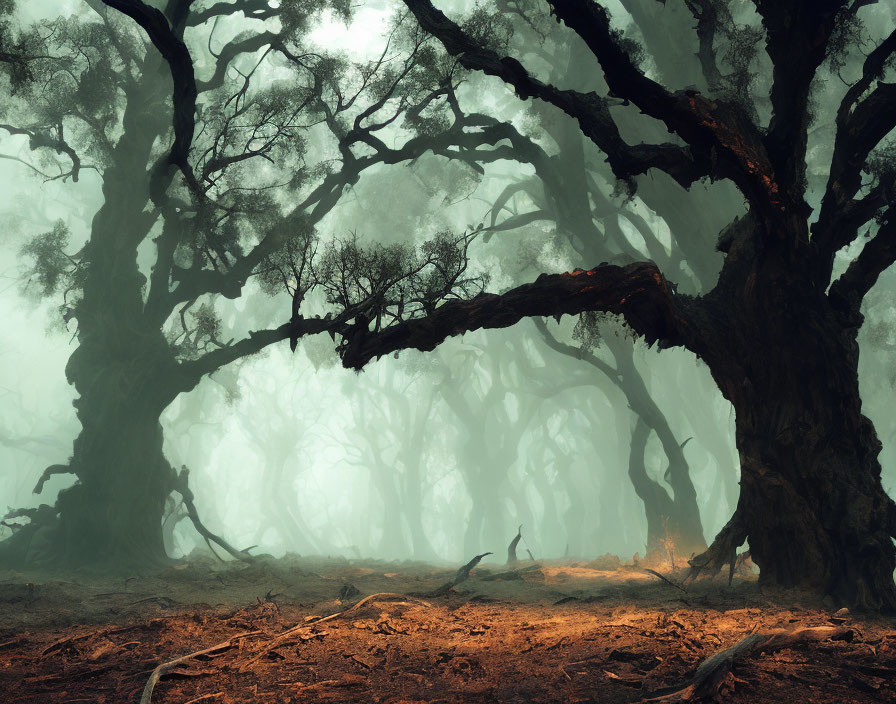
643,568,687,593
425,552,493,597
141,593,430,703
140,631,264,704
642,625,857,702
174,466,254,563
238,592,431,671
479,564,543,582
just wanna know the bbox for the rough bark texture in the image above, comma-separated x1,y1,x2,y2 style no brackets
365,0,896,609
13,44,182,569
695,233,896,608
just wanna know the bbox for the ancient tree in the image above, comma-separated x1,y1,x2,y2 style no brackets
335,0,896,609
0,0,494,569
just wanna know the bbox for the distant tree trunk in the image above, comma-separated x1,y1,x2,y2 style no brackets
462,497,484,556
627,417,676,557
370,463,409,557
400,425,438,560
265,455,321,555
603,336,706,557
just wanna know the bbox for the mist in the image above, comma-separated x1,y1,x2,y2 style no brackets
2,0,895,568
2,1,896,701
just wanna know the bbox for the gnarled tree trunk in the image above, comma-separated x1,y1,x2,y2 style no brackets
698,251,896,608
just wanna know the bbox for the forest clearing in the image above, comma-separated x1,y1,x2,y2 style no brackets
2,0,896,702
2,555,894,703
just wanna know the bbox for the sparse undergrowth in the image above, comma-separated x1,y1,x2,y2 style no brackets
0,555,893,703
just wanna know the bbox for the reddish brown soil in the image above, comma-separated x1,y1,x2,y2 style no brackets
1,556,894,703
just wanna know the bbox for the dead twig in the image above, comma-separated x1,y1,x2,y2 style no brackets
643,568,687,593
238,592,430,671
642,625,857,702
183,693,224,704
140,631,264,704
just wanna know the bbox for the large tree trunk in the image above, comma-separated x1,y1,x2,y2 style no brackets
52,208,179,568
30,49,185,570
55,410,175,568
700,256,896,609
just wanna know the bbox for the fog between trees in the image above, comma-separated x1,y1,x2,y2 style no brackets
0,0,895,605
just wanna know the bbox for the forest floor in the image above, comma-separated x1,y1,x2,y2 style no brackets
0,553,894,704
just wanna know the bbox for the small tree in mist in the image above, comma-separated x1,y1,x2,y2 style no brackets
331,0,896,609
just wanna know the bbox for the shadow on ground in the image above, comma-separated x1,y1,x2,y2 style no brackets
1,554,893,703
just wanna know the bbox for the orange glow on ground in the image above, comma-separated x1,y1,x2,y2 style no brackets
1,556,892,703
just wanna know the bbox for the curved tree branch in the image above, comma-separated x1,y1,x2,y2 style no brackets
338,261,695,370
101,0,199,195
400,0,707,190
828,215,896,313
0,123,84,181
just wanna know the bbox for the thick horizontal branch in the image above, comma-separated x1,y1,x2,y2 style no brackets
338,261,692,370
175,315,336,389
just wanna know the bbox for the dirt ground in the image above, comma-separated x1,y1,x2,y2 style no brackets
1,554,894,704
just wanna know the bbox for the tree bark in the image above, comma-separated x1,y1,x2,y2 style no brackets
14,56,183,569
695,241,896,609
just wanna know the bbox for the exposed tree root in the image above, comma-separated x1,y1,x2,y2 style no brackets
684,504,747,586
174,466,254,563
507,525,523,565
641,625,858,703
423,552,493,597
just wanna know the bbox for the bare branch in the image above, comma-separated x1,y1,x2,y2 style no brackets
400,0,706,190
815,26,896,264
0,123,84,181
545,0,779,215
828,215,896,312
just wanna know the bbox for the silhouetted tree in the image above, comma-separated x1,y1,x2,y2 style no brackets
0,0,491,569
336,0,896,609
